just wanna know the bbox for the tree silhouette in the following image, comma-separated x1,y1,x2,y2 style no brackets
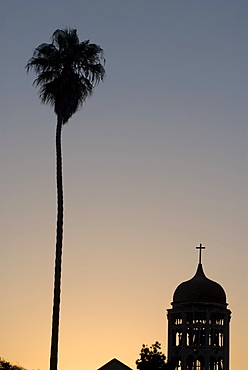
26,28,105,370
136,342,176,370
0,358,27,370
136,342,167,370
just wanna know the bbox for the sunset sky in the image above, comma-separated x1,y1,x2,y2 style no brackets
1,1,247,370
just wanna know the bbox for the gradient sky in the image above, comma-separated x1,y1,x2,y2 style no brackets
1,1,247,370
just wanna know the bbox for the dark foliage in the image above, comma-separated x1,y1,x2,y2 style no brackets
136,342,176,370
0,359,27,370
26,28,105,124
136,342,167,370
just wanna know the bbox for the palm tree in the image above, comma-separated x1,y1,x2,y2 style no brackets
26,28,105,370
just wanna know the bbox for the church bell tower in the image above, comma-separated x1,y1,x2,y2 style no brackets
167,245,231,370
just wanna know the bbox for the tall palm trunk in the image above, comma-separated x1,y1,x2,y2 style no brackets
50,116,64,370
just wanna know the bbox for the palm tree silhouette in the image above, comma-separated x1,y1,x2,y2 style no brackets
26,28,105,370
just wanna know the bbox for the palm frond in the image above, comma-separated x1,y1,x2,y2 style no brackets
26,28,105,124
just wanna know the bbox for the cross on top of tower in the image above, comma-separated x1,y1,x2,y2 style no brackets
196,243,205,264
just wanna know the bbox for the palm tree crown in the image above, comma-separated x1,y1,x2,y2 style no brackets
26,28,105,124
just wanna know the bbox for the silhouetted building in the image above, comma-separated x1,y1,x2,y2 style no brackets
98,358,133,370
167,245,231,370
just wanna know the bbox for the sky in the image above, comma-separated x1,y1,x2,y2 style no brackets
1,0,247,369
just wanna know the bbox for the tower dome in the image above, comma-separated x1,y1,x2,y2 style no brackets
167,244,231,370
173,263,227,305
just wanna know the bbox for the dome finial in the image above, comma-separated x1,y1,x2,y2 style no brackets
196,243,205,264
